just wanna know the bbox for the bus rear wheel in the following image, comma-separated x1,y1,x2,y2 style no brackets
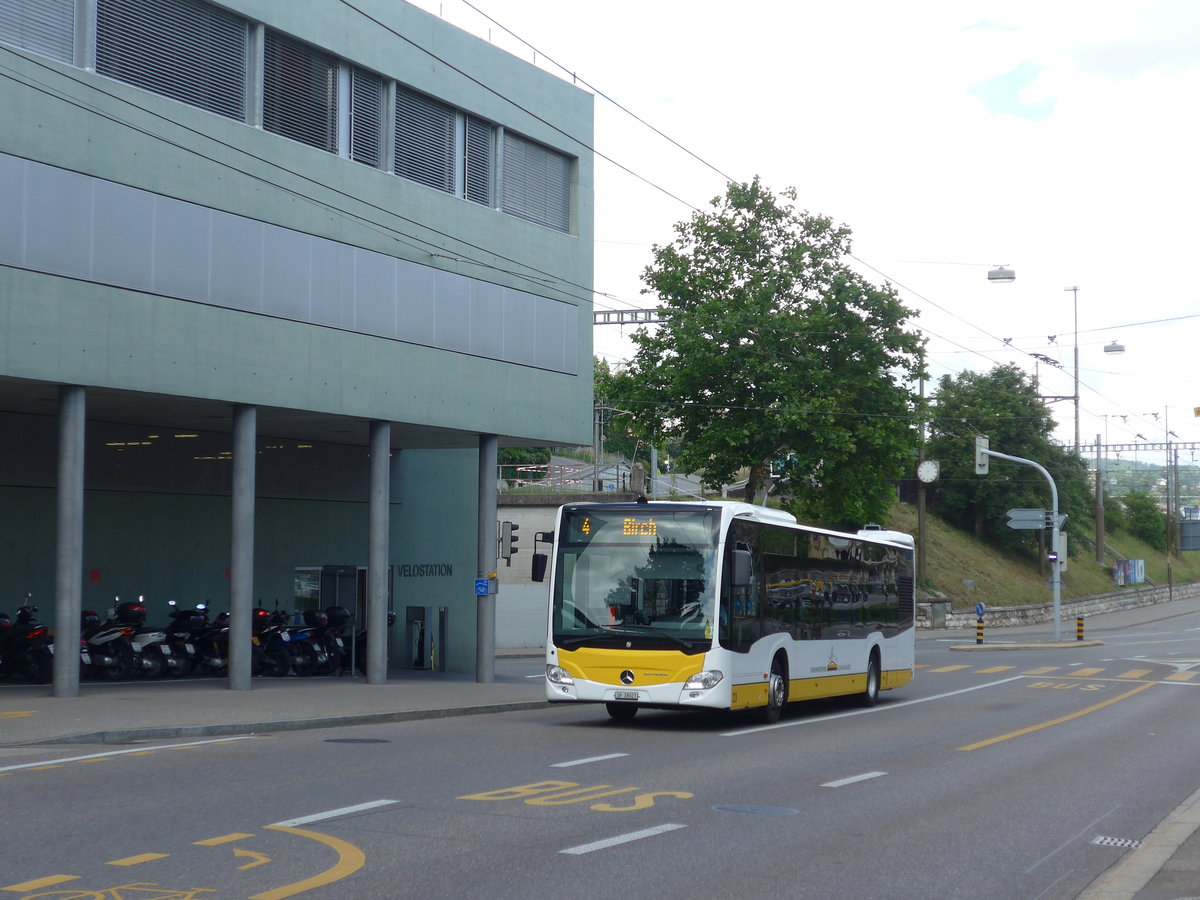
860,654,880,707
606,702,638,721
760,655,788,724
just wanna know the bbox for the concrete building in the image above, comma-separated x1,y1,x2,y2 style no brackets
0,0,593,686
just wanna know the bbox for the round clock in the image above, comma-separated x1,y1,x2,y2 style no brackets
917,459,940,483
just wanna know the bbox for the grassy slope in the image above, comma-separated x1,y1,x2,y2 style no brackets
887,503,1200,610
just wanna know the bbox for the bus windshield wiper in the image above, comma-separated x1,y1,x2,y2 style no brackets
609,625,696,650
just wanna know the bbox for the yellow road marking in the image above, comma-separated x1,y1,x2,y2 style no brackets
107,853,169,866
0,711,37,719
27,765,61,771
974,666,1016,674
194,833,256,846
914,664,932,669
235,849,272,870
79,758,114,764
927,665,971,673
1023,666,1060,675
1070,668,1106,677
1165,672,1197,682
1117,668,1153,679
250,825,366,900
1,874,79,892
127,751,158,757
960,681,1155,751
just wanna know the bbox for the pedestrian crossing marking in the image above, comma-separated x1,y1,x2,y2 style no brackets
1022,666,1060,675
974,666,1017,674
927,665,971,673
1116,669,1152,679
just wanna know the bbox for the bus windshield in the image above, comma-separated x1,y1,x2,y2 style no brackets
551,506,719,653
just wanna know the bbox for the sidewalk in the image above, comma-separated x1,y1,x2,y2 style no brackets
0,648,547,747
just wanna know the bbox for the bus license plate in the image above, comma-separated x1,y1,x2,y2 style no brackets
613,691,639,701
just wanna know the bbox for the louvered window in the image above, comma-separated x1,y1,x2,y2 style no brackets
350,68,384,167
395,86,454,193
263,30,338,153
464,115,493,206
502,132,571,233
0,0,74,62
96,0,247,121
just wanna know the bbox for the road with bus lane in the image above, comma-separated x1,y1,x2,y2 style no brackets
3,614,1200,899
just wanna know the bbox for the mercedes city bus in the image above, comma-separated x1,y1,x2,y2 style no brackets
537,500,915,722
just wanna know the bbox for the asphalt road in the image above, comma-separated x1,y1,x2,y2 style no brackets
3,618,1200,899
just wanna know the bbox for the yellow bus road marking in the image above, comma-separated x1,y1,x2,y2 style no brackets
1117,669,1153,679
974,666,1017,674
959,681,1155,751
914,664,932,670
1165,672,1198,682
235,849,272,870
250,825,365,900
0,710,37,719
1,874,79,892
194,833,256,846
927,665,971,673
107,853,169,866
1022,666,1061,675
1070,668,1106,677
27,765,62,771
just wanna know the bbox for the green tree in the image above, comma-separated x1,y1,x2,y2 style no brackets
925,364,1090,554
1120,489,1167,552
622,178,925,528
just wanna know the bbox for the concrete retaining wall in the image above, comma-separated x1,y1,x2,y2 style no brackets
918,582,1200,630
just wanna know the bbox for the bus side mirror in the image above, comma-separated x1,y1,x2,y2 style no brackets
731,549,752,587
531,553,548,583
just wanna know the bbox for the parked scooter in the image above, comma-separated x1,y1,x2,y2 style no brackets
350,609,396,675
0,597,54,684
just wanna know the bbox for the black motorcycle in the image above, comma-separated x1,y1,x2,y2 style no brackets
0,600,54,684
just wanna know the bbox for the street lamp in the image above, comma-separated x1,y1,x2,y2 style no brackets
988,265,1016,283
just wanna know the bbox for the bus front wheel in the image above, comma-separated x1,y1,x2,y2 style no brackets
606,702,638,721
760,655,788,724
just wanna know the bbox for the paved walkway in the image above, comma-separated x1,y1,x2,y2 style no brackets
4,599,1200,899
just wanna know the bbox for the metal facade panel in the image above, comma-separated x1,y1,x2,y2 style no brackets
1,153,577,375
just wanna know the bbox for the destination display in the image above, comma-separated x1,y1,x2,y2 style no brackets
561,508,716,547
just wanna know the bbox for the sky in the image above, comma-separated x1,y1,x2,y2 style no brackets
410,0,1199,471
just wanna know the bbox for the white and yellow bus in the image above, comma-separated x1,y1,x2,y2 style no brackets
539,500,914,722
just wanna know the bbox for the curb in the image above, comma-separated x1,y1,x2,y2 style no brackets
20,700,552,746
950,640,1104,651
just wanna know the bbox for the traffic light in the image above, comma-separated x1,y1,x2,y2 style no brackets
974,435,990,475
500,521,520,561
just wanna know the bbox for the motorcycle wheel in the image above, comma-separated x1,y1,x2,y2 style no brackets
25,654,52,685
139,650,166,679
289,644,318,677
315,644,342,676
264,645,292,677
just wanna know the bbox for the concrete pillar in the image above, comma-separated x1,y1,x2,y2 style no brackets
367,421,391,684
476,435,497,683
228,405,256,691
53,386,86,698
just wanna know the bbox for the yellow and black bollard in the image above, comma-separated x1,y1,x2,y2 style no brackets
1077,617,1084,641
976,617,984,645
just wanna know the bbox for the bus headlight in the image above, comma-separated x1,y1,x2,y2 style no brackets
546,665,575,685
684,670,723,690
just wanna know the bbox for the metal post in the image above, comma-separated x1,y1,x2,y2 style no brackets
476,435,497,683
53,386,86,697
366,421,391,684
976,618,983,645
1095,434,1105,564
983,447,1063,640
229,405,256,691
1077,617,1084,641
